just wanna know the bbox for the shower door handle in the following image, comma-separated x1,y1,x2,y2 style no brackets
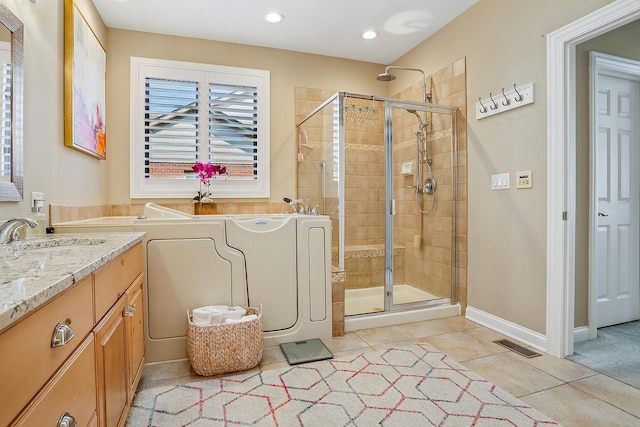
390,199,396,215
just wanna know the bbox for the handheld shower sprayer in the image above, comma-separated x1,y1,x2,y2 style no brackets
406,109,428,131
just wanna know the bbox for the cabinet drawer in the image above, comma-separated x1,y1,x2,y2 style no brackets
11,334,97,427
94,243,143,322
0,276,94,427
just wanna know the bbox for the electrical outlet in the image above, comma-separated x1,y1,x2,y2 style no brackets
516,171,532,189
31,192,45,211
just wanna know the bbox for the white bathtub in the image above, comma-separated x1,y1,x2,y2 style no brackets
54,203,333,363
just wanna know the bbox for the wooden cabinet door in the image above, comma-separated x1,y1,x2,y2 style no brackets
126,274,145,400
94,297,128,427
11,335,97,427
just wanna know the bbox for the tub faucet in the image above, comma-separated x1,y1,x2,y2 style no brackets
283,197,311,214
0,217,38,244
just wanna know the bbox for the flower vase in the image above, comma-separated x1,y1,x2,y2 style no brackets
194,202,217,215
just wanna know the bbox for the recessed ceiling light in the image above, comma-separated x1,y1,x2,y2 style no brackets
362,30,378,40
264,12,284,23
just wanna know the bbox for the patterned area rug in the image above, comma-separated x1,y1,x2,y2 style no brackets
126,343,558,426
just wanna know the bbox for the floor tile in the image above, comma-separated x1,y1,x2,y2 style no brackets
260,346,287,364
323,332,370,353
462,325,510,345
352,324,416,346
142,359,192,382
524,353,597,383
421,331,503,362
395,318,461,338
521,384,640,427
462,352,564,397
571,374,640,418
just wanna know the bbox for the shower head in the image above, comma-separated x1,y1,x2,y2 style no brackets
376,71,396,81
376,65,431,103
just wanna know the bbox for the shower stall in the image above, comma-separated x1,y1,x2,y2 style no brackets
296,91,459,326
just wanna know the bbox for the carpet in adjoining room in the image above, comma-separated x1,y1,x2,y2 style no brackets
126,343,558,426
570,320,640,389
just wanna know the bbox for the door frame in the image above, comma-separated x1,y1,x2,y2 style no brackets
546,0,640,358
588,51,640,339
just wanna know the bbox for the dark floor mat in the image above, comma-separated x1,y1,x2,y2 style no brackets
279,338,333,365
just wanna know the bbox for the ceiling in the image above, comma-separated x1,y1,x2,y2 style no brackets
91,0,479,64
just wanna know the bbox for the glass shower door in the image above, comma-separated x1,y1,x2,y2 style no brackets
385,100,457,311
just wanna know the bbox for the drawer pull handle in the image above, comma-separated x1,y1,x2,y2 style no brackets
57,412,77,427
51,321,75,348
124,304,137,317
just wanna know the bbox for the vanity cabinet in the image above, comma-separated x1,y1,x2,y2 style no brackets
94,243,144,427
1,241,144,427
126,275,145,400
0,276,94,427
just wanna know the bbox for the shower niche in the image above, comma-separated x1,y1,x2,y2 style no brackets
296,91,459,320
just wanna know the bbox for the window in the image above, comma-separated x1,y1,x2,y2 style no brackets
130,57,270,198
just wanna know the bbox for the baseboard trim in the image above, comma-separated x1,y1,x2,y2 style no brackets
573,326,590,344
465,306,547,352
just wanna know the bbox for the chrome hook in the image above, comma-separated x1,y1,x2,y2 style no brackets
513,84,524,102
501,88,510,106
489,93,498,110
478,97,488,113
349,104,356,122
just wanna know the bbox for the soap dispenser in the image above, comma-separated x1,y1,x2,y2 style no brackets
26,193,47,238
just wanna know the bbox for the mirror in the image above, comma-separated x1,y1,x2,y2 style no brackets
0,4,22,202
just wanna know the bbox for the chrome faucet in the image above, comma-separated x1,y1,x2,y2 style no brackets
283,197,313,215
0,217,38,244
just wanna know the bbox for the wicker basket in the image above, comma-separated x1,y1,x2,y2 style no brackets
187,306,264,376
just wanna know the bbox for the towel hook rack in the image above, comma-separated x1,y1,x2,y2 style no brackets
489,93,498,110
501,88,510,106
513,84,524,102
476,82,534,120
478,97,488,113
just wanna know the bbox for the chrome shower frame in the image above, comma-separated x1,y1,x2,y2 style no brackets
296,92,459,313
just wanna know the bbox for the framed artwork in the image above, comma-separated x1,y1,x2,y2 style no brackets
64,0,106,159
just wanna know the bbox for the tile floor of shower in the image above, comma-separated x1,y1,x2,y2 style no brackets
345,284,438,315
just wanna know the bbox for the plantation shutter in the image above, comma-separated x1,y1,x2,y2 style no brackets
144,77,199,180
131,57,269,198
208,83,258,180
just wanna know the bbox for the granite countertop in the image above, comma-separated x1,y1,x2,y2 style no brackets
0,232,145,332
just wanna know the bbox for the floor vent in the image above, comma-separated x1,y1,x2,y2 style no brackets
493,339,542,358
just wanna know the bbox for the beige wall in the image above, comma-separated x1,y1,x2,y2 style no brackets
105,29,391,206
394,0,613,334
0,0,107,221
574,20,640,327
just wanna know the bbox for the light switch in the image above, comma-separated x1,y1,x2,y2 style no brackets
491,173,510,190
516,171,532,189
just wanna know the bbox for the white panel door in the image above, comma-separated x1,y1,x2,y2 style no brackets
596,73,640,328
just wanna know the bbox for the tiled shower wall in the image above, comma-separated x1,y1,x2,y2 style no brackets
294,58,467,312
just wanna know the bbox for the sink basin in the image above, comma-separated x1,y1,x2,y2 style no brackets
4,237,107,252
0,237,107,274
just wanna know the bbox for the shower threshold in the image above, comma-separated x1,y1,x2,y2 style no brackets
345,284,440,316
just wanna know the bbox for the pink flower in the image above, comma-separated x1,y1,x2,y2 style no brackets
192,161,226,201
